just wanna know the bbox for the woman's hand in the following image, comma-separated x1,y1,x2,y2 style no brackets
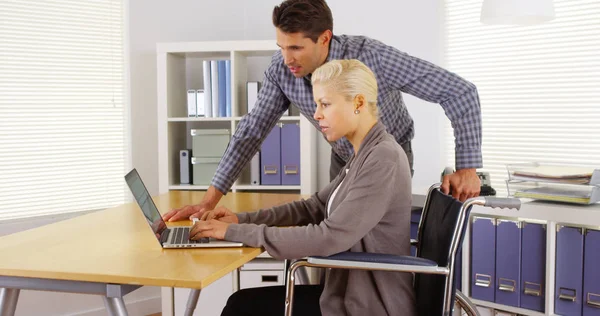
200,206,239,224
190,219,231,240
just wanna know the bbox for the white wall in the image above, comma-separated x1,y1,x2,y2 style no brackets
130,0,449,197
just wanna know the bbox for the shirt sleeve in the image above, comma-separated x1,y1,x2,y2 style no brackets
225,154,408,260
236,179,337,227
372,43,483,169
210,61,291,193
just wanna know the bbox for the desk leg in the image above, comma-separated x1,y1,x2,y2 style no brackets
184,289,201,316
0,288,20,316
103,296,128,316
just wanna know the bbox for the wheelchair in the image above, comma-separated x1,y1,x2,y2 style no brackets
284,183,521,316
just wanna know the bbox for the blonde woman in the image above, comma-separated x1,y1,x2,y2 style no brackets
191,60,416,316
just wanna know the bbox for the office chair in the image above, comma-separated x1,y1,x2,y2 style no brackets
283,183,521,316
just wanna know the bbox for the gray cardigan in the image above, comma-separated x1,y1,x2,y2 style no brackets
225,122,416,316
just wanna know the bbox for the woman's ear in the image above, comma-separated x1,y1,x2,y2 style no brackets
353,94,366,111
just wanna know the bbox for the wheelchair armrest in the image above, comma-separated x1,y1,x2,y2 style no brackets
410,239,418,246
306,251,449,275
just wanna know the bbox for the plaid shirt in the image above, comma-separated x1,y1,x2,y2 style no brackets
212,35,482,193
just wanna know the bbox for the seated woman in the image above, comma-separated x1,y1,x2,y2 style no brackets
190,59,415,316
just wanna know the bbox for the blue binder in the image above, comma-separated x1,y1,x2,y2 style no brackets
410,207,422,257
218,60,227,117
280,123,300,185
455,247,463,291
520,222,546,312
584,229,600,316
555,225,584,316
260,125,281,185
495,220,521,307
471,216,496,302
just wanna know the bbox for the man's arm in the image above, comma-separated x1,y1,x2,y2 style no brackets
370,42,482,200
224,158,408,260
236,178,337,226
374,44,482,169
163,61,291,222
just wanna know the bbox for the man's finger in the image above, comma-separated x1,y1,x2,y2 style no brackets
162,210,175,221
441,175,451,195
169,206,191,221
200,211,210,221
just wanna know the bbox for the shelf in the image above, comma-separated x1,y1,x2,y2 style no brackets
234,185,301,191
168,117,233,122
169,185,210,190
233,116,301,121
169,184,301,191
470,298,545,316
167,116,302,123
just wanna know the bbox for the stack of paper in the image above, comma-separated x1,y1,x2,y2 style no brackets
507,163,600,204
511,165,594,184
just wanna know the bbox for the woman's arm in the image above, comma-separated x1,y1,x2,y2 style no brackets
236,179,338,227
226,153,411,259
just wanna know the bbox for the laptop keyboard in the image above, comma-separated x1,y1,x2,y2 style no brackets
172,227,210,244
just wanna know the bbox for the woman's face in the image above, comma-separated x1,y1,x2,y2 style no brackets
312,83,358,142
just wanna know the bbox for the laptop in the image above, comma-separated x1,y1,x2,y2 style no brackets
124,168,244,248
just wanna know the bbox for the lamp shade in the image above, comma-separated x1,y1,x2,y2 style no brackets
481,0,555,25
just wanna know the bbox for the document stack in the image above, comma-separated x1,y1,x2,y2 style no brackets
505,162,600,204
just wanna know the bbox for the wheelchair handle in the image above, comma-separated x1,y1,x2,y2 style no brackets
483,197,521,210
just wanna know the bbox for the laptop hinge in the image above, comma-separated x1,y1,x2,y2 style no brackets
160,228,170,244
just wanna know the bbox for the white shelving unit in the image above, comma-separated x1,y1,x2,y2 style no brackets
156,40,319,316
458,200,600,316
157,40,318,196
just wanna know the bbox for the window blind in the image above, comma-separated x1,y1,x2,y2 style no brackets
444,0,600,195
0,0,127,220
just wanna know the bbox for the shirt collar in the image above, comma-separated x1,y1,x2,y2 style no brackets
304,35,343,82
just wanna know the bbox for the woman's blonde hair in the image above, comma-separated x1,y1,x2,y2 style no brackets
311,59,379,117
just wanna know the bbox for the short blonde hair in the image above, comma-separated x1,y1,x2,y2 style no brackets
311,59,379,117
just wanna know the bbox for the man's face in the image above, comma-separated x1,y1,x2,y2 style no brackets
276,29,329,78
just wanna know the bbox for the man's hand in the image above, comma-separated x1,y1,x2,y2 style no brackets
190,219,231,240
162,186,224,222
200,206,239,224
162,203,210,222
441,168,481,202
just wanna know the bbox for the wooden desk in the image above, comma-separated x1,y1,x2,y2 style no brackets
0,191,302,316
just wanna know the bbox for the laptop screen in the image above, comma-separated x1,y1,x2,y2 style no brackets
124,168,167,242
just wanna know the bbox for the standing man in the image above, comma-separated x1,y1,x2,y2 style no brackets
163,0,482,222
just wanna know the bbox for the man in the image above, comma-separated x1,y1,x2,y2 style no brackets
163,0,481,222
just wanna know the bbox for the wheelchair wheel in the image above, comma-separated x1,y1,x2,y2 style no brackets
454,290,480,316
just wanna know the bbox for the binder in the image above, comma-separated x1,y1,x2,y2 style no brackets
202,60,213,117
250,152,260,185
225,60,231,117
583,229,600,316
410,207,421,257
218,60,227,117
455,247,463,291
247,81,261,114
187,90,197,117
280,123,300,185
471,216,496,302
196,89,205,117
555,225,584,316
495,220,521,307
210,60,219,117
260,125,281,185
520,222,546,312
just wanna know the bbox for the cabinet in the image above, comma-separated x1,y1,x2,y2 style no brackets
456,200,600,316
157,40,318,195
156,40,319,316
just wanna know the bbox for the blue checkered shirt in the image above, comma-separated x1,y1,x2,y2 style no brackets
212,35,482,193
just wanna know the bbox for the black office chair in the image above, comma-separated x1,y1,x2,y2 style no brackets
283,183,521,316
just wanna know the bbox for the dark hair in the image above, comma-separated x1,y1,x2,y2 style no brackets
272,0,333,43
